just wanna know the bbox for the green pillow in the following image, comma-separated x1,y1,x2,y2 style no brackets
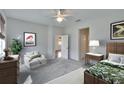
29,54,41,62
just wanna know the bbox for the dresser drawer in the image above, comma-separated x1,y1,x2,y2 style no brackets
0,61,17,69
0,76,17,84
0,68,17,78
0,58,18,84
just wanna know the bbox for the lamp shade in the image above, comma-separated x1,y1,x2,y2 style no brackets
89,40,99,47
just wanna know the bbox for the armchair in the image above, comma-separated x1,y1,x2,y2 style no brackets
24,51,47,68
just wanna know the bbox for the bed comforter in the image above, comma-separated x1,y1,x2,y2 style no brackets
87,60,124,84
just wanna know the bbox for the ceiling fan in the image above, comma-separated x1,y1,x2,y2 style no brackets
53,9,70,23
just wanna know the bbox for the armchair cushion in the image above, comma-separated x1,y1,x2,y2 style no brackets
25,51,41,61
29,54,41,62
24,51,47,68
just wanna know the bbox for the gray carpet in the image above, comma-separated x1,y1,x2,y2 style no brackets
18,58,86,84
31,58,85,84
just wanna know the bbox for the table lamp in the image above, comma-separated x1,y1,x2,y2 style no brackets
89,40,99,53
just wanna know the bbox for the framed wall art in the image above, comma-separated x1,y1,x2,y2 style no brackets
110,21,124,40
24,32,36,47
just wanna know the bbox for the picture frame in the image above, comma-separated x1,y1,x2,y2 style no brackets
24,32,36,47
110,21,124,40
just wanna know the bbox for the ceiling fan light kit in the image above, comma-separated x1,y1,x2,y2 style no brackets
56,17,64,23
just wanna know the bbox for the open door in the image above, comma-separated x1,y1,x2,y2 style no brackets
61,35,68,59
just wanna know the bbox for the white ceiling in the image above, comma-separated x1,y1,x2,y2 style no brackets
3,9,124,27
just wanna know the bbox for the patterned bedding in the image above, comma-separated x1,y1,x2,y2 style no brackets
87,60,124,84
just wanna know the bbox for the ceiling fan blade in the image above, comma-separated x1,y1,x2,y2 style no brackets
51,9,71,22
52,15,58,17
62,14,70,17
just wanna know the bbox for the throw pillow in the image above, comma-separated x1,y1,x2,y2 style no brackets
108,53,121,63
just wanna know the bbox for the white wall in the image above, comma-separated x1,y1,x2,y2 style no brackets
7,18,48,58
6,18,64,60
48,25,64,59
6,11,124,61
64,13,124,61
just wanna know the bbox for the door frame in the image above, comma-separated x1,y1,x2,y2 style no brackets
54,35,68,59
79,27,89,60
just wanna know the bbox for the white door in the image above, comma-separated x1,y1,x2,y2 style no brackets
61,35,68,59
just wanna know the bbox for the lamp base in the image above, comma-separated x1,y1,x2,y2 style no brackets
3,48,13,61
91,47,96,53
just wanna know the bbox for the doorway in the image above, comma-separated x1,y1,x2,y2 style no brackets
55,35,68,59
55,35,62,58
79,27,89,60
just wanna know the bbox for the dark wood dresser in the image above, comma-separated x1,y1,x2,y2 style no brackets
0,55,19,84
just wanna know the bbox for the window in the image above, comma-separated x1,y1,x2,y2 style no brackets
0,14,5,58
0,39,5,57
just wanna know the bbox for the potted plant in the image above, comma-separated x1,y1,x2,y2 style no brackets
11,39,22,54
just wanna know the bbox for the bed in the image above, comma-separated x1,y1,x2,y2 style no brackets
84,42,124,84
